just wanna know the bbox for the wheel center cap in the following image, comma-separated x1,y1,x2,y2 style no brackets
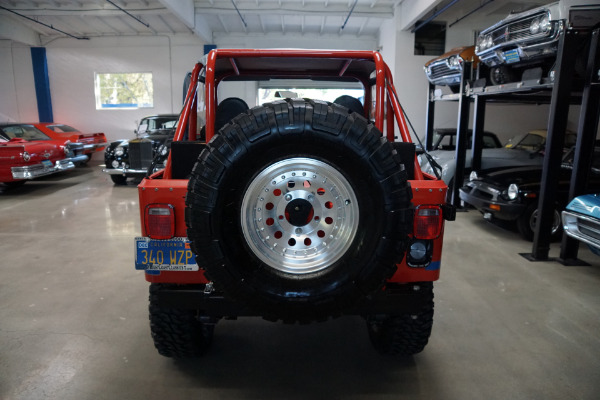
285,198,314,227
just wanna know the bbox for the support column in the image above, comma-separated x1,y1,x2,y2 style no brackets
30,47,53,123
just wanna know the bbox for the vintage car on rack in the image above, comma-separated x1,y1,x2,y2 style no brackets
34,123,107,162
418,128,502,185
419,129,575,187
562,193,600,255
475,1,600,85
103,114,178,185
424,46,480,93
0,123,88,187
459,145,600,241
133,49,454,359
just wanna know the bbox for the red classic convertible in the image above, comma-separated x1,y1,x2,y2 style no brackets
0,123,88,187
34,123,107,161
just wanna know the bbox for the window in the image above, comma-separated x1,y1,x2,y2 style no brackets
94,72,153,110
414,21,446,56
257,88,363,105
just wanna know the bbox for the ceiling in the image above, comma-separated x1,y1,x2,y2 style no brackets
0,0,552,46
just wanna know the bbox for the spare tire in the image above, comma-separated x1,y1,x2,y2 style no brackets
185,98,412,322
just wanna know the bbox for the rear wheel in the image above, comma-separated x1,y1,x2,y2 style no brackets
186,98,412,323
366,282,434,356
148,284,215,358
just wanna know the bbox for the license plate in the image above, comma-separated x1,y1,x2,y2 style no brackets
134,237,198,271
503,49,520,64
41,160,53,168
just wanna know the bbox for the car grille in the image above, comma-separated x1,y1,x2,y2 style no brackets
578,219,600,242
488,11,549,47
129,141,153,170
428,61,460,80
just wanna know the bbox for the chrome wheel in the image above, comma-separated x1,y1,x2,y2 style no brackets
241,157,359,275
529,208,561,235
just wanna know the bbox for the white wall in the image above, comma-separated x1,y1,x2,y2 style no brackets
0,40,38,123
1,35,205,141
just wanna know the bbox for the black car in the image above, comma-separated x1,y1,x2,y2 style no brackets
103,114,178,185
459,146,600,241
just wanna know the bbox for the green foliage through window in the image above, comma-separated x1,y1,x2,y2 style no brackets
94,72,153,109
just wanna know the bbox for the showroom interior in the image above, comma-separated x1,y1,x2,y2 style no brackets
1,0,599,399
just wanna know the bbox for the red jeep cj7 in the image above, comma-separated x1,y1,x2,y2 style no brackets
134,49,453,357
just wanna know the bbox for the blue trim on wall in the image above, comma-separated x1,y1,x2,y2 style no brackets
30,47,54,123
204,44,217,55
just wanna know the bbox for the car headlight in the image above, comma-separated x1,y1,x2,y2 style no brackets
115,146,124,156
158,145,168,156
111,160,120,168
477,36,485,51
530,18,540,34
507,183,519,200
485,35,493,49
22,151,30,161
540,15,550,32
448,56,461,67
469,171,479,181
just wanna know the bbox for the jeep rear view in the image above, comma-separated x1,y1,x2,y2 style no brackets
134,49,453,357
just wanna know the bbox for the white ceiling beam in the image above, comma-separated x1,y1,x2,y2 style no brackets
397,0,444,31
0,15,41,46
157,0,194,28
157,0,212,42
194,4,393,18
156,14,174,34
217,15,229,34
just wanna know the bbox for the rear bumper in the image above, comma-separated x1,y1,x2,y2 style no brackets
103,167,147,176
11,159,75,180
154,283,432,316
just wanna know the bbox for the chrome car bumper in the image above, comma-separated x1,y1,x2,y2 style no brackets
11,159,75,180
103,167,149,176
562,210,600,250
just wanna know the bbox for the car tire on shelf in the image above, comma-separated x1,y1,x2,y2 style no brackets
185,98,413,323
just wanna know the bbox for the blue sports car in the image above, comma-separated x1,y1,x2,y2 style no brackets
562,194,600,256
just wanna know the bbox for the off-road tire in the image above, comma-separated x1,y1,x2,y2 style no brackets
185,98,413,323
517,203,562,241
149,284,214,358
366,282,434,356
110,175,127,185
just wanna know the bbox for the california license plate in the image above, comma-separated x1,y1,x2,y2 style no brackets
503,49,520,64
134,237,198,271
41,160,53,168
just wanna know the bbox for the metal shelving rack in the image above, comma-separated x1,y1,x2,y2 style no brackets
424,27,600,263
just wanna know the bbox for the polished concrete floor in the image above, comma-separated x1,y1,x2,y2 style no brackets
1,158,600,400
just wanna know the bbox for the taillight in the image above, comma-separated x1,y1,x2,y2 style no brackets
414,205,443,239
145,204,175,239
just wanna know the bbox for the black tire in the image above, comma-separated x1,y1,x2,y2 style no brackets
489,65,516,85
3,180,26,188
148,284,215,358
516,203,562,241
110,175,127,185
185,98,412,322
366,282,434,356
448,84,461,94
